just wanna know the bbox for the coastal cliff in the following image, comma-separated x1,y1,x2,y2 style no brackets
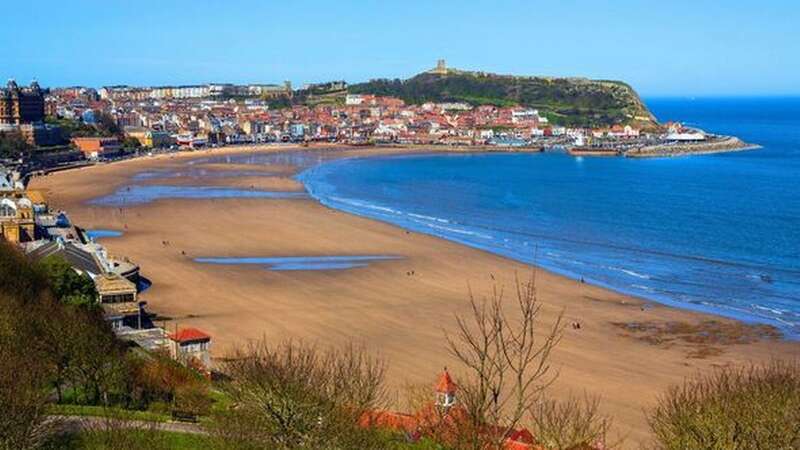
350,67,658,129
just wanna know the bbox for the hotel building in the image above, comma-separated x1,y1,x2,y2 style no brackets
0,80,45,127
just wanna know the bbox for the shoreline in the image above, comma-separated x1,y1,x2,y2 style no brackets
34,143,793,339
29,144,799,448
297,153,795,339
34,143,792,337
25,133,758,190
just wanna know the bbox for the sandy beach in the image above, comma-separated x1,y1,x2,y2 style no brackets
30,145,799,447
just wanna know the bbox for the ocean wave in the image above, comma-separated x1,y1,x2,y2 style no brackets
603,265,651,279
545,252,587,266
424,222,493,239
695,300,797,327
631,284,657,293
407,212,450,223
328,195,494,240
328,196,400,215
752,304,789,316
621,269,651,279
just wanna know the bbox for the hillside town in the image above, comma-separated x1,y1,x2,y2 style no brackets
0,63,735,171
44,81,699,150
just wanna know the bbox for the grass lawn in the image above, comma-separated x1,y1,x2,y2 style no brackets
44,430,213,450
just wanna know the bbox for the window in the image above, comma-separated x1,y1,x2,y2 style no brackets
102,293,135,304
181,341,208,353
0,203,15,217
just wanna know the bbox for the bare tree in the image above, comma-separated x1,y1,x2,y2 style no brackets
445,271,564,449
208,340,388,450
528,393,618,450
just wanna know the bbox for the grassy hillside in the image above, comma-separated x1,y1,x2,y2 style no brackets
350,69,658,128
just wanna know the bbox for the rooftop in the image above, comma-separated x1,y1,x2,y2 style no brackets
24,190,47,205
168,327,211,343
95,273,136,295
101,302,141,317
116,327,169,352
26,240,104,276
435,368,457,393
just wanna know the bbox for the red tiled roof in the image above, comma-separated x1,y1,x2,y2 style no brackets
504,438,536,450
435,369,458,393
168,327,211,343
360,410,418,433
415,402,469,431
503,428,539,449
358,368,603,450
507,428,535,444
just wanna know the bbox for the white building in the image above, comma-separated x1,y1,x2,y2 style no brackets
168,328,212,370
512,109,548,124
666,131,706,142
345,94,365,106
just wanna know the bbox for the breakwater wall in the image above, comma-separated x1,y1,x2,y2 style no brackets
626,136,760,158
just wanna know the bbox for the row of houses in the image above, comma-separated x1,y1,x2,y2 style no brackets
97,82,292,101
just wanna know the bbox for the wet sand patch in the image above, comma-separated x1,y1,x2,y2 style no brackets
141,175,304,192
194,255,402,271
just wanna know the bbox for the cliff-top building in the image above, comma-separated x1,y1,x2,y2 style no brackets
430,59,448,75
0,80,45,126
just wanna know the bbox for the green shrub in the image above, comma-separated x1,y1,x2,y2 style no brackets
648,360,800,450
36,255,97,306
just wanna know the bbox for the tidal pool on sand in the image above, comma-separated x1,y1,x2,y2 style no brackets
88,185,307,206
132,168,276,181
194,256,402,271
86,229,123,239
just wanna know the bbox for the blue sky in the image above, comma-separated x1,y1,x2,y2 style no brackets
2,0,798,96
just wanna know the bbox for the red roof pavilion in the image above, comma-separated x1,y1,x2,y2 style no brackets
435,368,458,394
168,327,211,343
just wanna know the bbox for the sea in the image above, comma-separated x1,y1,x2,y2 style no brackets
298,97,800,338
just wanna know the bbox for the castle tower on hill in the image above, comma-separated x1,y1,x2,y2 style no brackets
431,59,448,75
